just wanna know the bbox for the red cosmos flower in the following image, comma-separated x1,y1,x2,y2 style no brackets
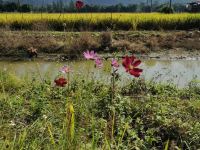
122,56,143,77
54,77,67,87
75,0,84,9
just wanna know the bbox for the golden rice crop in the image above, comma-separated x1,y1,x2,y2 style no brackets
0,13,200,30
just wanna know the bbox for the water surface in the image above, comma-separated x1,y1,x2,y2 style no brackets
1,59,200,87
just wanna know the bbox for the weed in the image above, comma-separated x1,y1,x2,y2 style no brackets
0,71,200,149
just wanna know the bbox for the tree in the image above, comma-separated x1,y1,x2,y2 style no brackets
173,3,185,12
47,4,53,13
68,0,75,12
58,0,64,13
16,0,20,11
146,0,152,12
4,2,18,12
127,4,137,12
169,0,172,8
160,5,174,13
20,4,31,12
150,0,153,12
0,0,3,11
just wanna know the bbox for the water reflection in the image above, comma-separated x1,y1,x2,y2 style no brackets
144,59,157,67
1,59,200,87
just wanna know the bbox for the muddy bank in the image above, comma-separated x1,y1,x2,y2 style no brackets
1,51,200,62
0,30,200,60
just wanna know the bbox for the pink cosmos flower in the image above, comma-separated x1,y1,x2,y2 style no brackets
83,50,97,60
95,57,103,68
60,65,71,74
111,58,119,68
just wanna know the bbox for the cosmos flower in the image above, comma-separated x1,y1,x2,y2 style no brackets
122,55,143,77
83,50,103,68
54,77,67,87
95,57,103,68
83,50,97,60
60,65,71,74
111,58,119,68
75,0,84,9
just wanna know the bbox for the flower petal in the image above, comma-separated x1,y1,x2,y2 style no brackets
129,68,143,77
130,56,136,62
95,57,103,68
122,56,130,68
54,77,67,87
133,60,141,67
83,50,97,60
111,58,119,68
76,0,84,9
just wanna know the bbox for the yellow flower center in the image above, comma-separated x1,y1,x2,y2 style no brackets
129,65,134,70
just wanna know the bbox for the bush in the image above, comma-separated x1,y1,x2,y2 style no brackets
0,71,24,93
68,32,100,58
99,32,112,49
160,6,174,14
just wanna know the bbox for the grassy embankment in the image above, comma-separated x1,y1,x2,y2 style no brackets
0,13,200,31
0,69,200,149
0,30,200,59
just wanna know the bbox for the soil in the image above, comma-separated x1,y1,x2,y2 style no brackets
0,30,200,61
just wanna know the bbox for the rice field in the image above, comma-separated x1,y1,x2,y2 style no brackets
0,13,200,31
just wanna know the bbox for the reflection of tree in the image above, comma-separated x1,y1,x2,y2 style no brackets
144,60,157,67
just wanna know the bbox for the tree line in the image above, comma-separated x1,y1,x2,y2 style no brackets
0,0,31,12
0,0,187,13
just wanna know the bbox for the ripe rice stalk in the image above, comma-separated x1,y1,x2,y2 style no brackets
0,13,199,31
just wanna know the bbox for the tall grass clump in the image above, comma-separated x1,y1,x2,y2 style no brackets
0,71,24,93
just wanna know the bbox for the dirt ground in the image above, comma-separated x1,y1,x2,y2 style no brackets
0,30,200,60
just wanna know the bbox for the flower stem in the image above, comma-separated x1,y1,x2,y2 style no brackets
111,68,115,103
67,72,70,93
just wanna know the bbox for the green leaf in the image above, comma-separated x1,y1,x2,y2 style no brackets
164,139,169,150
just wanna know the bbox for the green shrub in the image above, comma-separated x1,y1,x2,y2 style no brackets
0,71,24,93
160,6,174,14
